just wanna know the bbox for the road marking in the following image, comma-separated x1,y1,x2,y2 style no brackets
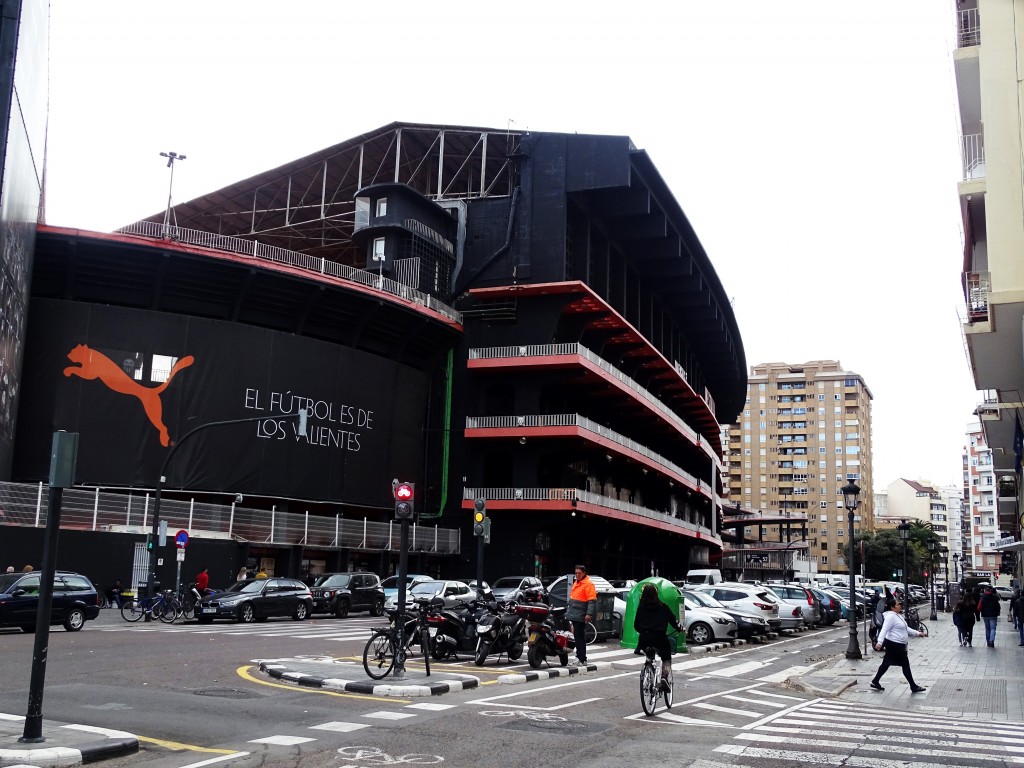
178,753,251,768
309,722,372,733
694,703,762,716
720,695,787,708
249,735,315,745
135,736,239,754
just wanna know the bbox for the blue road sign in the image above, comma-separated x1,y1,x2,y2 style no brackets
175,529,189,548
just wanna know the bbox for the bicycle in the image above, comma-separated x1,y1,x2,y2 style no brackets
362,598,437,679
638,632,680,716
120,592,175,623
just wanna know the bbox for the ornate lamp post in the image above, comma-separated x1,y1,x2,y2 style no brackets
842,480,862,659
897,520,911,599
952,552,960,582
940,547,949,611
927,538,937,621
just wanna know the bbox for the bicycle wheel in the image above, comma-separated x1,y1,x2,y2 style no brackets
663,665,673,709
158,597,179,623
585,622,597,645
640,662,659,716
121,599,145,622
181,597,196,621
419,624,431,676
363,630,397,679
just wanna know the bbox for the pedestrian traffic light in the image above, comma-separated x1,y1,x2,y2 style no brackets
473,497,486,536
145,534,153,551
394,481,415,520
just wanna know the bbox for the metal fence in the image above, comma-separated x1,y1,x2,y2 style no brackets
114,220,461,324
961,133,985,180
0,481,460,554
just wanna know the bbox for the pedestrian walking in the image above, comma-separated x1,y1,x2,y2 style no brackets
195,568,209,592
565,564,596,667
1011,589,1021,631
235,567,248,582
956,592,979,647
979,584,1001,647
870,597,927,693
4,565,12,573
1014,592,1024,646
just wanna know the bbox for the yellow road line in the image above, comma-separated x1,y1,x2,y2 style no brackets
235,665,411,704
136,736,236,754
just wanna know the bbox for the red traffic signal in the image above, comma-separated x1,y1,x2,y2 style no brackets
394,483,414,501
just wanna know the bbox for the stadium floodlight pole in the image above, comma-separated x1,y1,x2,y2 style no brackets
841,480,862,660
145,409,309,618
160,151,186,239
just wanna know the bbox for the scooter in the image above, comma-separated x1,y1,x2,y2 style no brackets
427,599,487,660
474,600,527,665
518,601,574,668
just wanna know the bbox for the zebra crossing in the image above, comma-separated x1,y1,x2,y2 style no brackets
703,698,1024,767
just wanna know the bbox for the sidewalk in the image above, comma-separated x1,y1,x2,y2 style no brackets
792,606,1024,720
0,712,137,768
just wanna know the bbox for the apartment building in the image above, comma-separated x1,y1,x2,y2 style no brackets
956,1,1024,561
725,360,874,575
963,421,1001,574
881,478,955,553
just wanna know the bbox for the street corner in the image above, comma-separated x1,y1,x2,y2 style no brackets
254,658,480,697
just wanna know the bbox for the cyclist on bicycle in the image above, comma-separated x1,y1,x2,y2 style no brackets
633,583,682,692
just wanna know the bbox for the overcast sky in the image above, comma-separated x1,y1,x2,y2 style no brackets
44,1,975,492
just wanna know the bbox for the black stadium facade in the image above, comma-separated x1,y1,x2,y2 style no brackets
0,119,746,590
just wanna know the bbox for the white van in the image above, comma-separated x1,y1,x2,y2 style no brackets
683,569,723,586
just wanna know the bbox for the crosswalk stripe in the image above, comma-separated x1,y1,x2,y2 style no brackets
756,663,823,683
721,695,786,708
694,703,763,717
715,744,1008,767
709,661,771,677
743,689,803,701
734,732,1024,761
752,724,1024,749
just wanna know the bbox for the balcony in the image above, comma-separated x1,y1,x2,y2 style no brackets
957,7,980,48
964,271,990,323
465,413,710,498
463,486,719,544
961,133,985,181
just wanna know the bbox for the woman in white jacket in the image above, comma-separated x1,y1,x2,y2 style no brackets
870,597,928,693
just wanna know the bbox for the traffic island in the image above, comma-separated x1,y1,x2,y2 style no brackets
255,657,479,697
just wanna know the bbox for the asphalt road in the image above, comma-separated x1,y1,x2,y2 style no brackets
1,609,1009,768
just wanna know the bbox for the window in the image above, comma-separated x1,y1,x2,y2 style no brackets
376,198,388,217
372,237,386,261
834,394,841,401
837,529,844,536
820,501,828,508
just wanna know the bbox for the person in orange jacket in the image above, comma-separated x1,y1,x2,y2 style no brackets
566,564,597,666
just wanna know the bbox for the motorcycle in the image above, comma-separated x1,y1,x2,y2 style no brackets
427,599,488,660
474,600,527,665
517,601,574,668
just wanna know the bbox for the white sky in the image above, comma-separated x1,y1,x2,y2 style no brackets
44,1,976,492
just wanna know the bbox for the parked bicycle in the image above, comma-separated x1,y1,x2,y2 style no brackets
120,591,175,623
638,631,680,716
362,597,441,679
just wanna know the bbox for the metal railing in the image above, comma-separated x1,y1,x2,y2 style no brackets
964,271,990,322
961,133,985,180
463,486,719,544
0,481,460,554
469,343,708,450
465,413,709,496
957,8,980,48
115,220,461,324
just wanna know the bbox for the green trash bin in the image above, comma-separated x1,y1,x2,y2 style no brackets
619,576,686,654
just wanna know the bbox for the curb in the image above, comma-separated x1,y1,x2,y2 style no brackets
258,661,479,697
788,675,858,698
1,731,137,767
497,661,603,684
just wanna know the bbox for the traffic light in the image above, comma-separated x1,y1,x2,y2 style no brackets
473,497,486,536
394,482,415,520
146,533,153,551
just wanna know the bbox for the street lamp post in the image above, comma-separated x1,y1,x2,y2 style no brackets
897,520,911,600
952,552,960,583
159,151,186,239
842,480,862,660
927,539,937,621
940,547,949,611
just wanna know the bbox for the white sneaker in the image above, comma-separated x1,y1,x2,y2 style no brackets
567,658,581,667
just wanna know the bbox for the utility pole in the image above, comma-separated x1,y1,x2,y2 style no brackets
160,151,186,239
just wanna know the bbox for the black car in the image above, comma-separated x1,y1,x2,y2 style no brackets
0,570,101,632
197,578,313,623
310,572,385,617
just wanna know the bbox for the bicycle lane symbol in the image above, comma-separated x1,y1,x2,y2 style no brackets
336,745,444,765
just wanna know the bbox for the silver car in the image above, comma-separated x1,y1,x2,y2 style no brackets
766,583,821,627
676,588,738,645
383,579,475,611
696,583,798,631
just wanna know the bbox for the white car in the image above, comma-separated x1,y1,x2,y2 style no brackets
995,585,1014,601
676,588,737,645
383,580,475,611
695,582,797,631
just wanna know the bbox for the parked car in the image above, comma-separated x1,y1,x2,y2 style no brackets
381,574,432,603
457,579,491,599
694,582,794,631
826,586,868,620
384,580,476,611
809,587,841,625
197,578,313,623
310,572,385,617
673,587,737,645
490,576,545,603
765,583,821,627
681,589,769,639
0,570,101,632
995,585,1014,601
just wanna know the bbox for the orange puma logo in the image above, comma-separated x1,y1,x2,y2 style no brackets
63,344,195,447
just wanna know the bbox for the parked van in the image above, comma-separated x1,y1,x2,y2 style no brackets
683,569,723,586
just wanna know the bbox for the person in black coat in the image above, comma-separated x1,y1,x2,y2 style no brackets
633,584,682,691
979,585,1001,647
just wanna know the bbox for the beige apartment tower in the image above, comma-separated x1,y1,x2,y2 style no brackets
725,361,874,575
